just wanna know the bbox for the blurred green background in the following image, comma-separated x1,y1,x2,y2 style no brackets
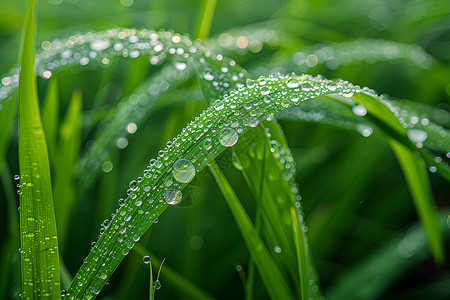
0,0,449,299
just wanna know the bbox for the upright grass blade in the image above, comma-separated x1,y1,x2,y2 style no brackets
209,161,295,300
42,78,60,160
290,208,309,300
0,93,18,171
18,0,61,299
195,0,217,40
53,89,82,249
353,93,444,264
0,163,21,299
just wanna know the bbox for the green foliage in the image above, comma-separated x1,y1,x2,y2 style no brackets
0,0,449,300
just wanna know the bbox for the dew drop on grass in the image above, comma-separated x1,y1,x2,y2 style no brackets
90,40,111,51
352,104,367,116
407,129,428,143
286,78,299,88
172,159,196,183
153,280,161,290
143,256,151,264
14,174,19,180
164,188,182,205
260,86,270,95
203,138,212,150
219,128,238,147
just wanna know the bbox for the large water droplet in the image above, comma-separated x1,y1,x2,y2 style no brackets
90,40,111,51
219,128,238,147
164,188,182,205
352,104,367,117
172,159,196,183
407,129,428,143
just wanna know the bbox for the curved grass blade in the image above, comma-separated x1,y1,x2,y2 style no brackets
65,74,382,299
390,140,444,264
18,0,61,298
133,245,216,300
209,161,295,300
353,93,444,264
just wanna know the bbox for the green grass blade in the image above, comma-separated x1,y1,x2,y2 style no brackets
353,93,444,264
18,0,61,299
53,89,82,249
0,93,18,171
390,140,444,264
209,161,295,300
0,163,21,299
195,0,217,40
290,208,309,300
134,245,216,300
42,78,60,160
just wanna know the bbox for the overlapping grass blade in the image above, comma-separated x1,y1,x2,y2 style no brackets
42,78,60,160
18,0,60,298
353,93,444,264
53,89,82,249
209,161,295,300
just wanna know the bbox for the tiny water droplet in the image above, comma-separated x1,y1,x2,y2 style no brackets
143,256,151,264
153,280,161,290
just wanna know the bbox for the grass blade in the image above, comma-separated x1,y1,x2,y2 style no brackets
195,0,217,40
353,93,445,264
18,0,61,298
42,78,60,160
290,208,310,300
390,140,444,264
209,161,295,300
53,89,83,249
134,245,216,300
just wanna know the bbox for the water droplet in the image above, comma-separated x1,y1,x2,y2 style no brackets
61,290,67,298
172,159,196,183
246,79,255,88
301,82,313,91
352,104,367,117
286,78,299,88
14,175,20,180
219,128,238,147
214,99,224,111
273,245,282,253
203,138,212,150
153,280,161,290
90,40,111,51
407,129,428,143
164,188,182,205
143,256,151,264
129,180,138,191
260,86,270,96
